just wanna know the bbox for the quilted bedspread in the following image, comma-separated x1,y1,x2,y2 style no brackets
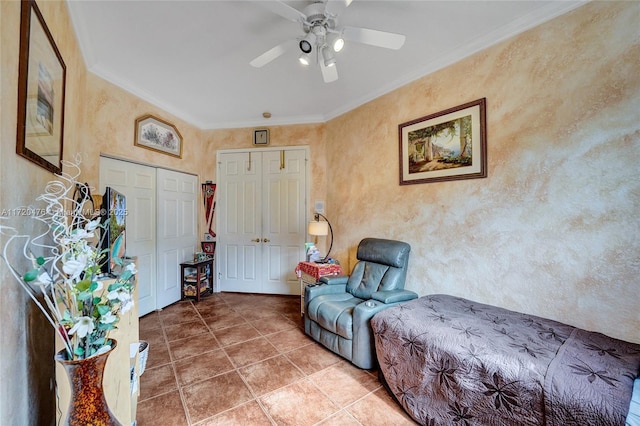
371,294,640,426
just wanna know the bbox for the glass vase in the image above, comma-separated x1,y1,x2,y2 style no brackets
55,340,122,426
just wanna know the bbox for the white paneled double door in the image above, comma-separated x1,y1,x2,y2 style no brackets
100,157,198,316
217,147,308,294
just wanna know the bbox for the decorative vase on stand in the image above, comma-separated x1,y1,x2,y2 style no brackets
55,340,122,426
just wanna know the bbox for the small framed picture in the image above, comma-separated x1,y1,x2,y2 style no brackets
134,114,183,158
253,129,269,146
201,241,216,255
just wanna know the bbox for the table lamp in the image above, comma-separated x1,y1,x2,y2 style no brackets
308,213,333,263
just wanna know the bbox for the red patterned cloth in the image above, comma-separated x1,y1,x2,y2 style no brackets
295,261,343,280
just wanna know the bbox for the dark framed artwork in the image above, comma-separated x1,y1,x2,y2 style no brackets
17,0,67,175
399,98,487,185
134,114,183,158
201,241,216,256
253,129,269,146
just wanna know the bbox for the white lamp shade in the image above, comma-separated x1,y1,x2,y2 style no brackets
308,220,329,236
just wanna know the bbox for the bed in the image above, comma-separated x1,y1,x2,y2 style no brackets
371,294,640,425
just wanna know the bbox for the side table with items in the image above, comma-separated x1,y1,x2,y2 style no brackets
295,261,343,315
180,257,213,302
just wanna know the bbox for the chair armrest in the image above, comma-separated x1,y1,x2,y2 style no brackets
305,282,347,302
319,275,349,285
371,290,418,304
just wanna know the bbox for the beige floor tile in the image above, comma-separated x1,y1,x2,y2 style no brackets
137,390,188,426
285,342,342,375
347,388,416,425
236,307,283,322
169,332,220,360
158,300,197,318
164,319,210,342
223,336,279,368
144,340,172,370
266,327,314,353
140,326,166,348
310,362,382,408
194,400,272,425
239,355,304,396
139,311,162,332
251,314,298,336
203,310,247,331
174,349,234,386
182,371,254,423
159,307,203,326
259,380,339,426
317,410,363,426
139,364,178,401
212,322,261,347
198,304,235,320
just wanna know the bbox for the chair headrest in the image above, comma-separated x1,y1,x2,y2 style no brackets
356,238,410,268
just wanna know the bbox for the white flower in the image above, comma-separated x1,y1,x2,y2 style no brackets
68,316,95,338
61,231,91,244
125,262,137,275
76,229,93,240
62,257,86,280
107,287,129,302
35,271,53,286
120,297,134,314
100,311,117,324
94,344,112,356
85,218,101,232
107,286,134,313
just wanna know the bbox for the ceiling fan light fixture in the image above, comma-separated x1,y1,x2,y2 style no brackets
298,52,311,66
322,46,336,67
299,33,315,53
333,36,345,52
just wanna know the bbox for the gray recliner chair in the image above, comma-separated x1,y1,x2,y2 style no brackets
304,238,418,369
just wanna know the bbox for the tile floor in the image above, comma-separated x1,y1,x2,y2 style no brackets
136,292,416,425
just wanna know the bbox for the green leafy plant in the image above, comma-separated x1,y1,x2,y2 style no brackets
1,159,136,360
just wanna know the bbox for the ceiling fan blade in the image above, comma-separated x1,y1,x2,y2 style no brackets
250,40,295,68
342,26,406,50
320,61,338,83
258,1,306,23
325,0,353,17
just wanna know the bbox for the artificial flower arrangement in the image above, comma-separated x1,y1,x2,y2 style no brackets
0,158,136,360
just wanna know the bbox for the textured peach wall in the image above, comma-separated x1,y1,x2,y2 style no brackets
83,81,328,244
325,1,639,343
1,1,87,423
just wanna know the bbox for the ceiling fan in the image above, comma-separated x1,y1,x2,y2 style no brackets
250,0,406,83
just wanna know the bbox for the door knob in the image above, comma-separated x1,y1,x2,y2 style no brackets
263,238,270,243
251,238,260,243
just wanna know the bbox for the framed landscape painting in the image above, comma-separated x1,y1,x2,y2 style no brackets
134,114,183,158
16,0,66,175
399,98,486,185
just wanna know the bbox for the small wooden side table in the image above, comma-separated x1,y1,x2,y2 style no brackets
295,261,344,315
180,257,213,302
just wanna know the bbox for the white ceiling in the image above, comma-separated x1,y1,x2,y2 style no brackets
66,0,585,130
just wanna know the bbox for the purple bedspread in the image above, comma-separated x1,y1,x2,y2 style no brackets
371,294,640,426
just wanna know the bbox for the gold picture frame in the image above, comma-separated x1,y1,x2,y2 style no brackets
399,98,487,185
16,0,66,175
134,114,183,158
